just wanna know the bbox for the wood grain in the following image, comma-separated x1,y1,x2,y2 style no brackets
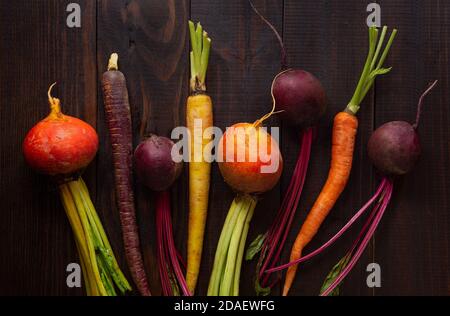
375,0,450,295
97,0,189,295
0,0,96,295
0,0,449,296
281,0,376,296
190,0,283,295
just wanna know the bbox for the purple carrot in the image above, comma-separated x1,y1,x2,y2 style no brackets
102,53,151,296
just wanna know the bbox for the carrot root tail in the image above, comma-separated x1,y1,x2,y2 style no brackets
282,248,302,296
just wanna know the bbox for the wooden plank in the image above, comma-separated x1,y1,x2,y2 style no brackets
190,0,283,295
0,0,97,295
375,0,450,295
0,0,449,297
282,0,375,295
97,0,190,295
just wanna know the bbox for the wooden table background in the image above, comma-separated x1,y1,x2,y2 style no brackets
0,0,449,296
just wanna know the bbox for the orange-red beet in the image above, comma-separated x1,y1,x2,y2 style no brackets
23,86,98,176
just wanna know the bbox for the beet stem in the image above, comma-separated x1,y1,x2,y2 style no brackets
253,71,288,128
47,82,64,119
265,178,388,273
260,137,304,276
156,193,172,295
207,198,241,295
413,80,438,129
156,191,191,296
164,194,191,296
258,129,313,287
248,0,287,69
348,190,383,254
258,134,303,283
321,179,393,296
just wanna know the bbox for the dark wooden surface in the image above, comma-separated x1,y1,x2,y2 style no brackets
0,0,448,296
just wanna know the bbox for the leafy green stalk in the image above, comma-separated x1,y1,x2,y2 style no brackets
320,252,352,296
60,185,95,295
347,26,397,115
98,255,117,296
361,28,397,98
62,180,132,296
68,181,107,296
255,278,271,296
245,233,266,261
219,197,252,295
232,198,256,296
189,20,211,92
79,179,132,293
207,198,240,295
75,240,92,296
245,233,273,295
168,265,181,296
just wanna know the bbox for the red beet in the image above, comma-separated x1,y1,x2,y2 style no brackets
134,135,182,192
247,0,326,294
134,134,188,296
248,1,326,128
368,121,421,175
273,69,327,127
368,80,437,176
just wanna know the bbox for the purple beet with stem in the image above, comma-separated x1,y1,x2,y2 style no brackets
134,135,189,296
246,0,327,295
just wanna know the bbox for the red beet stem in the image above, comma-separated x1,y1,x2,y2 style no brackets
265,177,388,273
163,194,191,296
156,192,172,295
257,129,313,287
156,191,191,296
348,190,383,254
176,249,187,271
261,141,309,288
320,178,394,296
248,0,287,69
413,80,438,129
259,134,303,263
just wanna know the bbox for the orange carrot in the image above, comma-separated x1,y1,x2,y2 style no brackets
284,112,357,295
282,26,397,295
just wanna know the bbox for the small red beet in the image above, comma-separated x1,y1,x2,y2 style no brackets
134,134,182,192
367,121,421,176
273,70,327,128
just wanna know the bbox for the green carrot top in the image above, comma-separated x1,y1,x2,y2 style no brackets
347,26,397,115
189,21,212,93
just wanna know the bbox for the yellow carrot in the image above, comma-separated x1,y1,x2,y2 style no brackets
186,21,213,294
